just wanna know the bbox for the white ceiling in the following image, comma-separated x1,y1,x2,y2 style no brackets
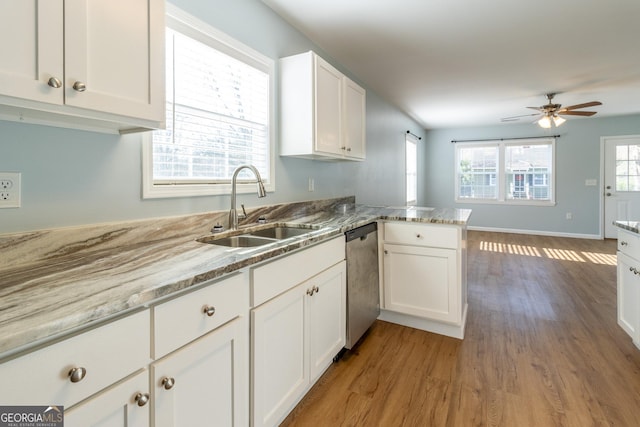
262,0,640,129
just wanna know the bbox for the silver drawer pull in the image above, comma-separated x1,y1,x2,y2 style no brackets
203,305,216,317
68,367,87,383
72,81,86,92
162,377,175,390
47,77,62,88
307,287,315,296
134,392,150,407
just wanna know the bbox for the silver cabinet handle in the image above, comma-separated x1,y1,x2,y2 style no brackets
162,377,175,390
134,392,150,407
68,367,87,383
346,147,351,152
621,241,628,246
47,77,62,88
72,81,86,92
314,285,319,294
631,267,640,276
307,287,315,296
203,305,216,317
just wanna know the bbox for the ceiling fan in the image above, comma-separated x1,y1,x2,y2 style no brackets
502,93,602,128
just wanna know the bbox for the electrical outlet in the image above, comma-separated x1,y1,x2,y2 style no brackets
0,172,21,208
566,212,573,220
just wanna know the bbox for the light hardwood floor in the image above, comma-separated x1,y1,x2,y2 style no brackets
281,231,640,426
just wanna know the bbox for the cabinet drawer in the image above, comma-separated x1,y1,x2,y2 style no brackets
251,236,345,307
618,229,640,260
384,222,459,249
0,310,150,408
153,273,248,358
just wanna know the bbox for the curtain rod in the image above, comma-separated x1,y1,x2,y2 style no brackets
406,130,422,140
451,135,560,143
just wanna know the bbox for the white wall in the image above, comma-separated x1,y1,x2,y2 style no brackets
422,114,640,237
0,0,425,234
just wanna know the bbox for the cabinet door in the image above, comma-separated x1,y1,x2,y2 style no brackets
0,1,63,104
308,262,346,382
65,370,149,427
64,0,164,121
383,243,459,323
314,55,342,156
152,317,248,427
617,252,640,345
342,77,366,159
252,285,308,427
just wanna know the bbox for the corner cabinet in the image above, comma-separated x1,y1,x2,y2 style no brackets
0,0,164,133
280,51,366,161
617,229,640,349
379,222,468,339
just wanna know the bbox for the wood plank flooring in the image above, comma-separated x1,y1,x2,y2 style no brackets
281,231,640,426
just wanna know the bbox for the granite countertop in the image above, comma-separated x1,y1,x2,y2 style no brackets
0,199,471,358
614,220,640,234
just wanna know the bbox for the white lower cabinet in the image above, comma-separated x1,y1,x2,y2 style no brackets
65,370,150,427
251,259,346,427
383,243,458,323
152,317,248,427
617,229,640,348
379,222,468,339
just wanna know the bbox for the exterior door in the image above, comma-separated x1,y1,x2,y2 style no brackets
604,136,640,238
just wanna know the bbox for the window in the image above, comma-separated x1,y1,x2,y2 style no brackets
455,138,555,205
615,144,640,191
142,6,275,198
406,135,418,205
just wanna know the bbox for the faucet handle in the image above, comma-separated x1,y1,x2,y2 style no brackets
238,204,247,219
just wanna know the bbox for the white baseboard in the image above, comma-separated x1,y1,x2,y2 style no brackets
467,225,603,240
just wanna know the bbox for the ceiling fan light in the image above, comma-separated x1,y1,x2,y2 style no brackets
553,115,566,126
538,116,551,128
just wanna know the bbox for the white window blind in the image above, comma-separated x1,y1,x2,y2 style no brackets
153,27,270,184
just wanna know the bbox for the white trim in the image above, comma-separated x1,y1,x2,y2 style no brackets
468,225,602,240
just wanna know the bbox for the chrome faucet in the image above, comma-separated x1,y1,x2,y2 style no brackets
229,164,267,230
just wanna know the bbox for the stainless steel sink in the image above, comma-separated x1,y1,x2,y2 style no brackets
248,226,312,239
197,235,277,248
197,223,321,248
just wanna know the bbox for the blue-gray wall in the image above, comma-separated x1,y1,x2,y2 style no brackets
0,0,424,234
422,114,640,237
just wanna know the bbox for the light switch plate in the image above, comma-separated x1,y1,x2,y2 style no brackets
0,172,21,208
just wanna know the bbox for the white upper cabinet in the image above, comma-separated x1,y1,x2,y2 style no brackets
0,0,164,133
280,51,366,161
0,1,64,104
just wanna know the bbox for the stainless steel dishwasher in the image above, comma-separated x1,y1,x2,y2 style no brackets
345,222,380,349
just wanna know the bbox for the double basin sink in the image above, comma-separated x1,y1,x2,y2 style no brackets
197,223,322,248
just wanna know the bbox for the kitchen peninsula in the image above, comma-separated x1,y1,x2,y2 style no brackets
0,197,471,426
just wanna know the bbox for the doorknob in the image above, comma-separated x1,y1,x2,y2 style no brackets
606,185,611,189
606,192,612,196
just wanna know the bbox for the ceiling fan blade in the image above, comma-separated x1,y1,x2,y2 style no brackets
501,113,540,122
558,110,598,116
561,101,602,111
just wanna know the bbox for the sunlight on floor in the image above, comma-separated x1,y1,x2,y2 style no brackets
479,241,617,265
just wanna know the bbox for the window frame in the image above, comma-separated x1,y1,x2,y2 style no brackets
454,138,556,206
405,134,418,205
142,4,275,199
